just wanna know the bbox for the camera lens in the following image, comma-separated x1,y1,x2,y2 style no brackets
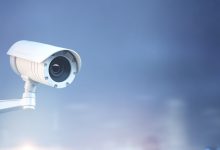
49,56,71,82
51,64,61,74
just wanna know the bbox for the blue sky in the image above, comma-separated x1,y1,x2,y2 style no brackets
0,0,219,150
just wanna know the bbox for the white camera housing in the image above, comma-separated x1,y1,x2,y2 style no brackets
7,40,81,88
0,40,81,112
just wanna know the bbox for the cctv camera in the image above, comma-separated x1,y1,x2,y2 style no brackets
0,40,81,111
7,40,81,88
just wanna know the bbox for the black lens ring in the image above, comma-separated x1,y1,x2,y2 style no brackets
49,56,71,82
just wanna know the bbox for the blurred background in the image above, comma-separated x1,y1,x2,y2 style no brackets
0,0,219,150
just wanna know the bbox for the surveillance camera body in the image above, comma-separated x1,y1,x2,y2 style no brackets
7,40,81,88
0,40,81,111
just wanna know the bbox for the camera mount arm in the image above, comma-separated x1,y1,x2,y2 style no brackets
0,78,37,111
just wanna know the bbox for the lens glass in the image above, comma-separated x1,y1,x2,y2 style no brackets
49,56,71,82
51,64,62,75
